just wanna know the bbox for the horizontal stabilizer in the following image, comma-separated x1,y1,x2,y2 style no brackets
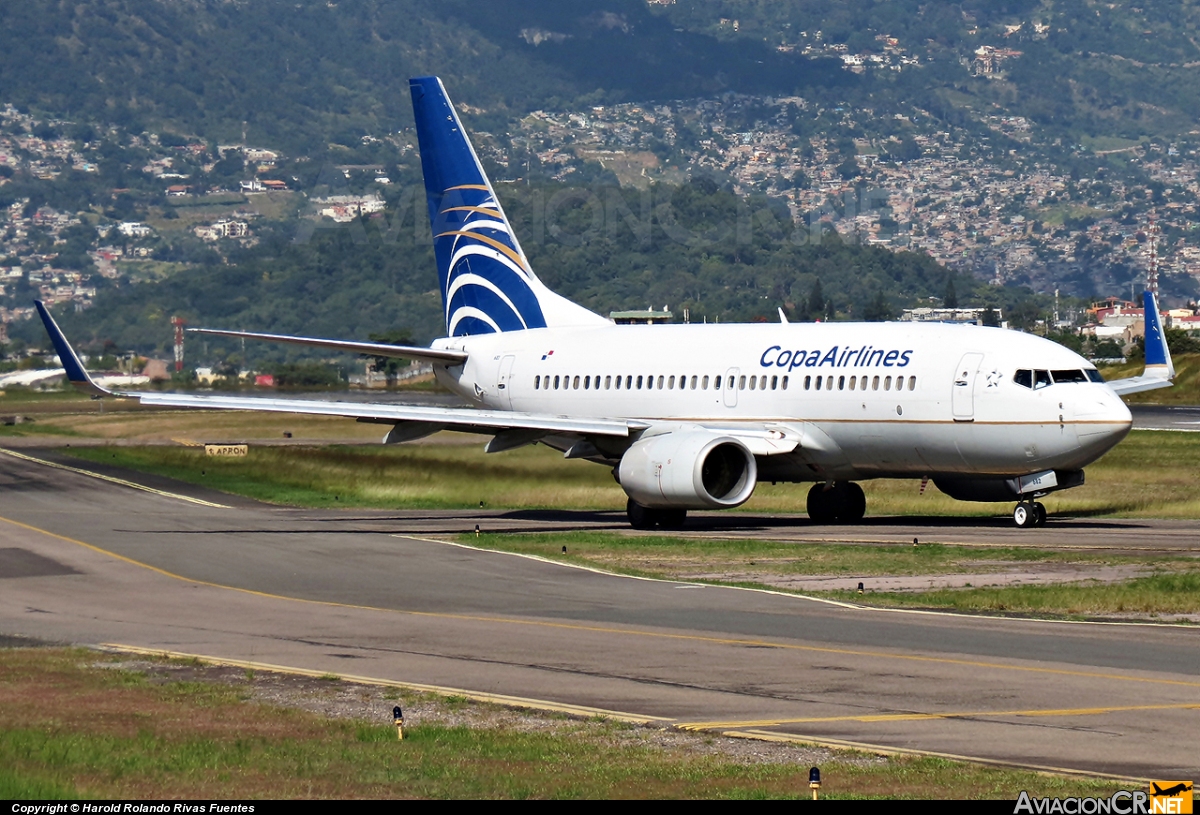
187,328,468,366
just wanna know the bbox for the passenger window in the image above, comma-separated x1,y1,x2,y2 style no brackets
826,376,834,390
534,375,540,390
848,376,856,391
657,375,664,389
626,375,633,389
1014,369,1032,389
637,375,643,389
884,376,892,391
838,375,845,391
584,376,590,390
605,375,611,389
804,375,811,390
702,375,709,389
872,375,880,391
668,375,675,389
908,376,916,391
573,375,580,389
739,375,746,390
554,375,560,389
771,375,778,390
748,376,756,391
691,375,698,389
760,376,767,389
781,376,788,390
1034,370,1052,389
815,376,822,391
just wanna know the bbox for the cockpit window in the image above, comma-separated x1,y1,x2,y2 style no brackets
1034,370,1052,389
1086,369,1104,383
1051,369,1088,384
1014,369,1032,389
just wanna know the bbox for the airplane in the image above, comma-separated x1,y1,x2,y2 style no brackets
1151,782,1193,797
34,76,1174,530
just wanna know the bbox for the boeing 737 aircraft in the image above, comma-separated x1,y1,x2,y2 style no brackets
35,76,1174,529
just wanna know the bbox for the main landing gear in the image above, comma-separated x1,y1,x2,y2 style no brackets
626,499,687,530
806,482,867,524
1013,501,1047,528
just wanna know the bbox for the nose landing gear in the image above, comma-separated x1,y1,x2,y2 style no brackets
1013,501,1046,528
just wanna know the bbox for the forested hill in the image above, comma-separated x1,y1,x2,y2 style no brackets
35,180,1030,363
5,0,1200,151
0,0,845,153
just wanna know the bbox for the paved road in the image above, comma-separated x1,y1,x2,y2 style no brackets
1131,405,1200,431
0,448,1196,780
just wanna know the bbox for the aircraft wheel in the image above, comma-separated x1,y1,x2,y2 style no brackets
627,498,657,530
1033,502,1047,527
657,508,688,531
806,484,837,524
839,482,867,523
1013,502,1036,528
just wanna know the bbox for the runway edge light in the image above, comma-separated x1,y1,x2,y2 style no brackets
809,766,821,800
393,705,405,740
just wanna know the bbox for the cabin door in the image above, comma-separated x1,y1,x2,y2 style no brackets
951,352,984,421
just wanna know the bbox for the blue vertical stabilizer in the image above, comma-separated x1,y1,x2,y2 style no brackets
409,77,605,337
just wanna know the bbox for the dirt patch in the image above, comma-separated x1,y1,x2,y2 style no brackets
686,563,1154,593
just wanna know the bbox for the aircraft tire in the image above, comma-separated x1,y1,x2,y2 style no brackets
627,498,658,530
657,508,688,530
839,482,867,523
806,484,837,524
1033,502,1047,527
1013,503,1036,528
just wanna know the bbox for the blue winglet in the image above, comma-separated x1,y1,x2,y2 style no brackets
1142,290,1174,375
33,300,111,397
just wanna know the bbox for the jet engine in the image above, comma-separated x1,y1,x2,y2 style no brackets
617,431,757,509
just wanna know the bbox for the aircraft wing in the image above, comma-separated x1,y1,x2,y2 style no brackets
34,301,643,440
186,328,468,366
1104,291,1175,397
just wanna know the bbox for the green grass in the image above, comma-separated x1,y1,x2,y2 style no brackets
61,428,1200,518
1100,353,1200,404
459,531,1177,576
0,648,1133,799
820,571,1200,617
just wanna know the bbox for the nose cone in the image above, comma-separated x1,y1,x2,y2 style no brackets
1075,387,1132,459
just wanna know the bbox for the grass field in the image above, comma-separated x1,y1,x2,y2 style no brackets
61,428,1200,518
0,647,1135,799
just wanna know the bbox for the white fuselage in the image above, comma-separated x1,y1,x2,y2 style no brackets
432,321,1132,482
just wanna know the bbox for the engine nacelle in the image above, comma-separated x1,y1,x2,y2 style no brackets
618,431,757,509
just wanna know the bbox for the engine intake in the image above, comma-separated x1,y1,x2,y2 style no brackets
618,431,757,509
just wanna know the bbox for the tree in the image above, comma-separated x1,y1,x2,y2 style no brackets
944,276,958,309
367,329,414,387
864,290,892,322
981,306,1001,327
807,279,825,320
